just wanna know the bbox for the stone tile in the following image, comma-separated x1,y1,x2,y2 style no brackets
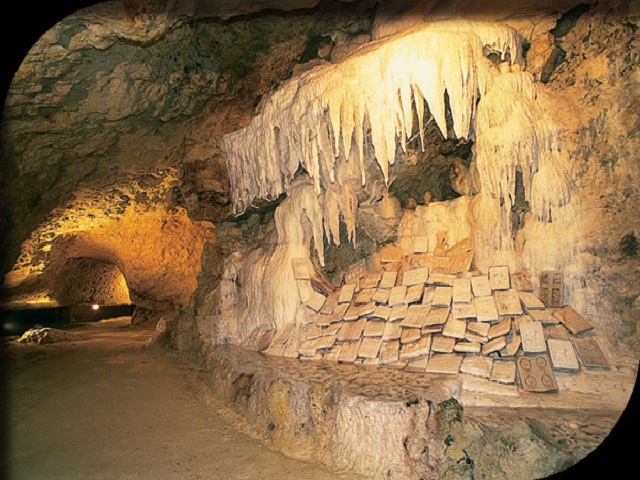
372,288,390,304
399,335,432,360
379,271,398,289
488,317,512,339
462,375,519,396
454,341,481,353
358,302,376,316
466,331,488,344
529,309,560,324
548,339,580,371
330,303,349,323
572,336,609,369
306,323,324,340
400,328,422,344
513,315,532,333
354,288,375,305
405,284,425,304
474,296,499,322
520,321,547,353
442,316,467,339
320,291,340,315
447,237,472,256
402,267,429,286
471,275,492,298
363,320,386,337
500,335,521,357
292,258,311,279
449,251,474,275
405,357,429,372
428,272,455,286
401,304,430,328
424,307,450,326
316,335,337,350
422,324,443,335
343,305,360,321
511,271,533,292
482,336,506,355
489,265,510,291
425,353,464,374
545,324,570,341
389,285,408,307
389,304,408,321
517,355,558,392
414,235,429,254
490,360,517,384
358,337,383,359
452,303,476,319
431,256,452,274
323,345,342,362
338,340,362,363
433,286,453,307
382,322,402,341
298,340,318,357
362,357,380,366
556,306,594,335
380,245,403,263
331,270,345,289
518,291,545,310
380,340,400,364
494,289,523,316
422,287,436,305
467,321,490,337
360,273,381,289
306,290,327,312
372,305,391,321
452,278,472,304
538,270,563,308
345,259,367,283
338,284,356,304
337,318,366,341
297,280,313,303
461,355,494,378
431,335,456,353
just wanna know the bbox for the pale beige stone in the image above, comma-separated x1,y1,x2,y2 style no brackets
379,271,398,289
454,341,481,353
474,296,499,322
306,323,323,340
501,335,521,357
372,288,390,303
494,289,523,316
424,307,450,326
320,291,339,314
513,315,532,333
382,321,402,341
324,322,342,336
467,321,490,337
488,317,511,339
380,339,400,364
442,316,467,339
389,285,408,307
338,284,356,304
572,337,608,369
452,278,472,303
529,308,560,324
482,336,506,355
389,304,408,321
431,335,456,353
402,267,429,286
323,345,342,362
330,303,349,323
399,335,432,360
556,306,594,335
372,305,391,320
358,336,383,359
354,288,375,305
298,340,318,357
337,317,366,341
297,279,313,302
462,375,519,396
466,331,488,344
452,302,476,319
490,360,517,384
338,340,362,363
518,291,545,310
400,328,421,344
461,355,494,378
362,357,380,366
520,321,547,353
405,284,424,304
413,235,429,253
360,273,381,289
316,335,337,350
343,305,360,321
425,353,464,374
401,304,430,328
433,286,453,307
292,258,311,279
548,338,580,371
405,357,429,372
489,265,510,290
306,290,327,312
422,287,435,305
428,272,455,286
363,320,385,337
422,324,443,335
358,302,376,316
471,275,492,298
380,245,403,263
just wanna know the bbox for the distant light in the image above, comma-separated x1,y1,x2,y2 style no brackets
91,304,100,311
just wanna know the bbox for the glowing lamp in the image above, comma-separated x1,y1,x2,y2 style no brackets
91,304,100,311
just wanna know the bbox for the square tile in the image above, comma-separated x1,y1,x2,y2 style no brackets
467,321,490,337
372,288,391,304
442,316,467,339
358,302,376,316
380,340,400,364
320,291,340,315
405,284,425,304
354,288,375,305
474,296,499,322
494,289,523,316
520,321,547,353
453,302,477,319
379,271,398,289
382,321,402,341
433,286,453,307
324,322,342,336
422,287,436,305
389,304,408,321
337,317,366,341
402,267,429,286
511,271,533,292
306,290,327,312
471,275,492,298
338,340,362,363
358,337,383,359
489,265,510,290
372,305,391,321
548,338,580,371
572,336,609,369
452,278,472,303
431,335,456,353
425,354,464,374
517,355,558,392
405,357,429,372
400,328,422,344
363,320,386,337
389,285,408,307
461,355,494,378
343,305,360,321
490,360,517,384
330,303,349,323
556,306,594,335
338,284,356,304
400,335,432,360
424,307,450,326
401,304,430,328
360,273,381,289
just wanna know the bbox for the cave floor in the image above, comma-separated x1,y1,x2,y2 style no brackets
0,318,360,480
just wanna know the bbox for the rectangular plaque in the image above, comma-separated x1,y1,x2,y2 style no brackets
424,307,450,326
489,265,510,290
360,273,381,289
320,291,340,315
556,306,594,335
494,289,523,316
511,271,533,292
306,290,327,312
427,272,455,286
491,360,517,384
379,271,398,289
471,275,492,298
343,305,360,321
442,316,467,339
372,305,391,321
517,354,558,392
461,355,494,379
539,270,563,307
572,336,609,369
433,286,453,307
358,337,383,359
389,285,408,307
548,338,580,371
425,353,464,374
324,322,342,336
519,291,546,310
431,335,456,353
338,284,356,304
400,335,432,360
315,334,337,350
382,321,402,341
467,321,490,337
323,345,342,362
400,327,422,344
520,321,547,353
380,340,400,364
363,320,385,337
405,357,429,372
474,296,499,322
330,303,349,323
372,288,390,304
338,340,362,363
337,317,366,341
405,284,424,304
529,308,560,324
358,302,376,316
389,304,408,321
422,287,436,305
402,267,429,286
354,288,375,305
452,278,472,303
452,302,477,319
401,304,430,328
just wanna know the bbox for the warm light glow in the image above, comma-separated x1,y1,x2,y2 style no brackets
91,304,100,310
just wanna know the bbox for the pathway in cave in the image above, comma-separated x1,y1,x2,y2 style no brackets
1,319,359,480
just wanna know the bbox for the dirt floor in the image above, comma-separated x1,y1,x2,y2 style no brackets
0,318,361,480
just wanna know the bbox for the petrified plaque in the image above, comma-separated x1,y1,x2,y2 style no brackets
452,278,472,304
343,305,360,321
292,258,311,279
467,321,490,337
556,306,594,335
461,355,494,378
442,316,467,339
452,303,476,319
422,287,436,305
402,304,430,328
389,285,408,307
358,302,376,316
306,323,323,340
297,280,313,303
372,288,390,304
405,284,424,304
424,307,450,326
400,328,422,344
454,341,481,353
449,251,474,275
433,287,453,307
382,321,402,341
402,267,429,286
447,237,472,256
339,340,362,363
539,270,563,308
428,272,456,286
389,304,408,321
520,321,547,353
372,305,391,320
431,255,452,274
482,336,506,355
338,284,356,304
354,288,375,305
316,335,337,350
362,357,380,366
548,339,580,371
323,345,342,362
572,337,609,369
431,335,456,353
462,376,519,396
359,337,383,359
490,360,517,384
489,266,510,291
425,353,464,374
363,320,386,337
330,303,349,323
380,340,401,364
545,324,570,340
306,290,327,312
511,271,533,292
488,317,512,339
379,271,398,289
337,317,366,341
380,245,403,263
298,340,318,357
313,313,334,327
405,357,429,372
517,355,558,392
324,322,342,336
321,291,340,315
494,289,523,316
400,335,432,360
360,273,381,289
474,296,499,322
501,335,521,357
529,308,560,324
471,275,492,298
414,235,429,253
466,331,488,344
513,315,532,333
518,291,546,311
